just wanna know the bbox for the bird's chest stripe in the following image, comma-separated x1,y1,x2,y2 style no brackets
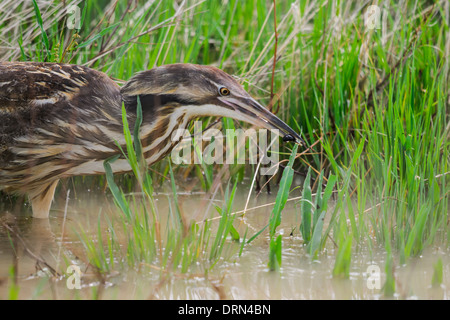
142,112,189,164
141,106,190,153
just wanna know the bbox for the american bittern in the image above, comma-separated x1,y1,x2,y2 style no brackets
0,62,302,218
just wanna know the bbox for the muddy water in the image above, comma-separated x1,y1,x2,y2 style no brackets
0,181,449,300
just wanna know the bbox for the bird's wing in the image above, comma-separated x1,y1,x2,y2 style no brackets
0,62,91,109
0,62,120,148
0,62,121,154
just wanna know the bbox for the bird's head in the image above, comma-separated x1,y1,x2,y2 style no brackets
121,63,303,145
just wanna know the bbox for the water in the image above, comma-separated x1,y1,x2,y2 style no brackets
0,181,448,300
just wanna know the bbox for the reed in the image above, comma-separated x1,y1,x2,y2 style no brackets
1,0,448,298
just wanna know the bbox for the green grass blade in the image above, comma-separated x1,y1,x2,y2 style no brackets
300,168,312,244
77,22,122,48
31,0,50,58
269,144,298,237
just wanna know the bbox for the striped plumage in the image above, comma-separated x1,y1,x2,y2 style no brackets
0,62,302,218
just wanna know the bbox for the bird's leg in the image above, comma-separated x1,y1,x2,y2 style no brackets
28,180,60,219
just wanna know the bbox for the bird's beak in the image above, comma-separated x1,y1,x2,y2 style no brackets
219,96,305,145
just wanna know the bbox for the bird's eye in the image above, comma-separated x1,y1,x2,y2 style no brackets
219,87,230,96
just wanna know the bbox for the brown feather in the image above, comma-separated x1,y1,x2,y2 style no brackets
0,62,122,194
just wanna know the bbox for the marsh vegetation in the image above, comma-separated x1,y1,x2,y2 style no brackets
0,0,449,299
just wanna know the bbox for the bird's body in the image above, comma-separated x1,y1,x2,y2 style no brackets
0,62,124,217
0,62,302,218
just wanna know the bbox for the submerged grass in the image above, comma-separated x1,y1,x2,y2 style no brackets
0,0,449,298
268,144,297,271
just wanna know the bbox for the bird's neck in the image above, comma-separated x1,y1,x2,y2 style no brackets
138,105,193,167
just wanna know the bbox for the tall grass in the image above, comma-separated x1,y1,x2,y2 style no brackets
0,0,449,297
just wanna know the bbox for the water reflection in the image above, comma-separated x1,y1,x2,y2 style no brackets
0,185,449,300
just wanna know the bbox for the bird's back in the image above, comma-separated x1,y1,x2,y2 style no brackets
0,62,121,150
0,62,122,192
